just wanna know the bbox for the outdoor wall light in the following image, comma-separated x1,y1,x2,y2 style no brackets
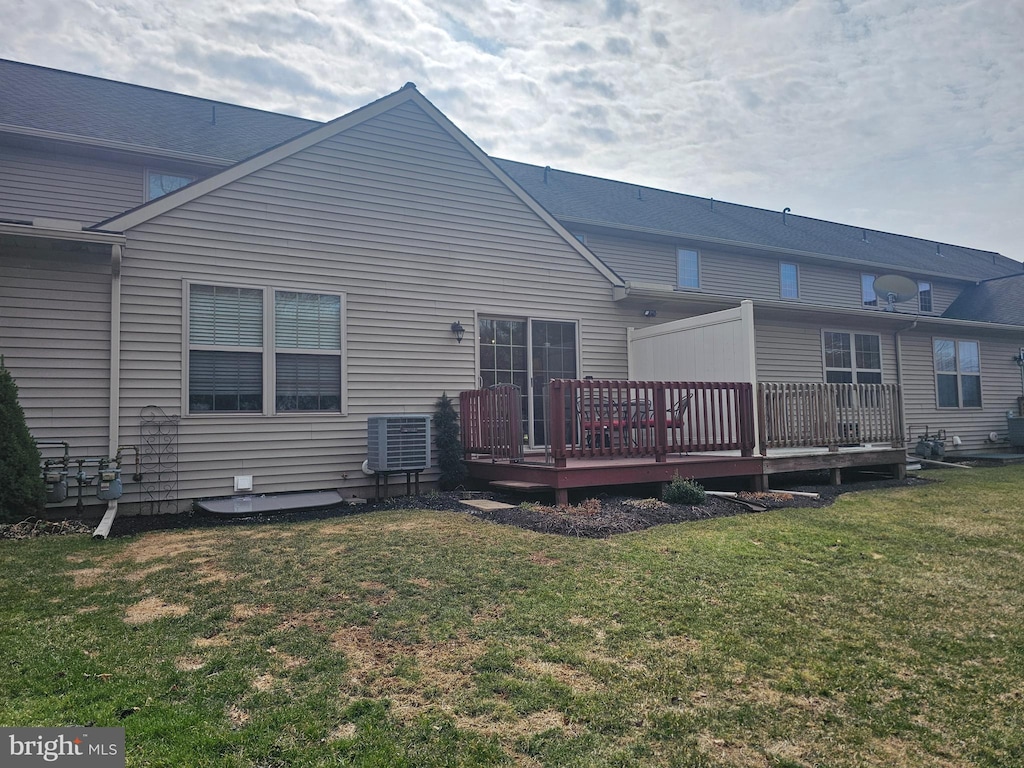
450,321,465,343
643,309,658,318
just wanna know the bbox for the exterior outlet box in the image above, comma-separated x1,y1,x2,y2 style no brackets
367,415,432,472
234,475,254,492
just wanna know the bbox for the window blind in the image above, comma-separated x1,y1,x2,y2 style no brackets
190,285,263,346
275,291,341,350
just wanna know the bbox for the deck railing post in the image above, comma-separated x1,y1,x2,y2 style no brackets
654,384,667,462
549,380,567,467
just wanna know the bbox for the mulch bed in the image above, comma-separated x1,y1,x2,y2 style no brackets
1,472,931,541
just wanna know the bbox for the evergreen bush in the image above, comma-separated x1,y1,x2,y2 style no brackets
663,473,706,505
434,392,467,491
0,358,46,522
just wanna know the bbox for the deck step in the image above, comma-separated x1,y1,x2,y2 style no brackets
489,480,552,492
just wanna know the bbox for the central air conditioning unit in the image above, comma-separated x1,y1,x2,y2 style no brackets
367,415,432,472
1008,416,1024,449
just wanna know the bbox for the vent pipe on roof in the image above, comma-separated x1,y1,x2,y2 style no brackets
211,105,216,125
782,207,791,225
543,166,551,184
710,197,714,212
862,229,868,243
637,188,643,200
936,243,942,256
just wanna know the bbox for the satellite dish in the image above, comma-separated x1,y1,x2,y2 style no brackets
872,274,919,311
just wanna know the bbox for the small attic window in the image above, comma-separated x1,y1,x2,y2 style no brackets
146,170,194,201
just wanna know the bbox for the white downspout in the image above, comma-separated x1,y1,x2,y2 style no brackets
95,244,122,540
893,319,917,446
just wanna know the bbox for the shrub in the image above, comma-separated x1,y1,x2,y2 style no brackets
433,392,467,491
0,358,46,522
663,474,706,505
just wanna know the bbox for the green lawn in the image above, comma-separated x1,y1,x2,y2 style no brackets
1,467,1022,767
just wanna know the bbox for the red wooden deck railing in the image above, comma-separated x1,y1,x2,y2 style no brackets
460,385,524,463
547,379,756,464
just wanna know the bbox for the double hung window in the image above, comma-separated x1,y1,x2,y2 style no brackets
780,262,799,299
677,248,700,289
187,283,343,414
934,339,981,408
823,331,882,384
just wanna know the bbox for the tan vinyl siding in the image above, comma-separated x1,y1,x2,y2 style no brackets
0,145,144,224
754,322,898,384
583,232,673,283
0,247,110,464
117,101,634,500
899,331,1022,449
583,231,974,315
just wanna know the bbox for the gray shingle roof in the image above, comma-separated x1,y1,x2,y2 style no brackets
494,158,1021,283
943,274,1024,326
0,59,318,162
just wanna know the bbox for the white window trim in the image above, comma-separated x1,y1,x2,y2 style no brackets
861,273,878,307
474,312,582,447
677,248,701,290
821,330,884,383
779,262,799,299
933,337,982,409
918,281,933,313
182,279,347,417
145,169,196,202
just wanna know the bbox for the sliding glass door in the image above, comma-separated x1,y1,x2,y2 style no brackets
479,317,578,446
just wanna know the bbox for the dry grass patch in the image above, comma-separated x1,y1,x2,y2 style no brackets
519,659,601,694
123,596,190,624
328,722,357,741
174,654,206,671
226,704,250,729
528,552,559,567
69,567,106,588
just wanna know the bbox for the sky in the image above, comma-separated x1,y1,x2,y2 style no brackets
2,0,1022,260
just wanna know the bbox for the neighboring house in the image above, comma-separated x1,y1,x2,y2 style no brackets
495,160,1024,450
1,59,1022,512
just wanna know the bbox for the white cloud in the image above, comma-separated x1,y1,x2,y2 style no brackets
1,0,1021,258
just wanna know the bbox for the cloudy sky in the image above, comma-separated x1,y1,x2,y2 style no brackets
2,0,1022,260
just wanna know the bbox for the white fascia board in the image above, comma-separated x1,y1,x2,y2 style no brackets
620,283,1024,335
93,88,422,233
0,221,125,245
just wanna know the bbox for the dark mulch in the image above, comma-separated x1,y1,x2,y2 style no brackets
1,471,932,541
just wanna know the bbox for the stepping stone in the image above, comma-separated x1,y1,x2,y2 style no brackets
461,499,518,511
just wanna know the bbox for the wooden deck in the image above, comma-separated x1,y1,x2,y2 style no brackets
461,379,906,504
466,445,907,504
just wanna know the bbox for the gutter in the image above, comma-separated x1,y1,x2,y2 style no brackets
0,221,125,245
0,123,237,167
